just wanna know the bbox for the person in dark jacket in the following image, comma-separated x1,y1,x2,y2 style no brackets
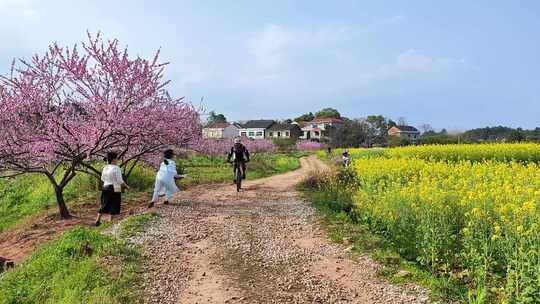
227,137,250,180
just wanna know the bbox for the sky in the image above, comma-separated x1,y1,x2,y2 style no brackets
1,0,539,130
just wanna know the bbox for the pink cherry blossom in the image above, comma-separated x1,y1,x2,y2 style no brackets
0,32,200,218
296,140,324,150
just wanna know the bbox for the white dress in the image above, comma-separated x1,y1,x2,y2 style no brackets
151,159,179,202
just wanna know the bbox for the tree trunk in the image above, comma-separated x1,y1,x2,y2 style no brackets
54,187,71,219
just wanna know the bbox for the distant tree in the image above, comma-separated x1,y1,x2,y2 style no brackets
419,124,434,133
206,111,227,126
508,129,525,142
388,136,410,147
283,119,293,124
524,127,540,142
294,112,314,122
388,119,397,128
330,119,369,148
365,115,390,146
418,131,459,145
315,108,341,119
463,126,515,142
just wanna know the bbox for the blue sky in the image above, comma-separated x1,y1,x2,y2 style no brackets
1,0,539,130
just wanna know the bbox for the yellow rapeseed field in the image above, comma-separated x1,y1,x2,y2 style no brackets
347,144,540,303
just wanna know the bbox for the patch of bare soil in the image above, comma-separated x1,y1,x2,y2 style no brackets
0,198,149,263
132,156,432,304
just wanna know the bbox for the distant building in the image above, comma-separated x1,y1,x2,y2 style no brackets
267,123,302,139
298,117,344,141
388,125,420,142
239,120,276,139
202,123,241,139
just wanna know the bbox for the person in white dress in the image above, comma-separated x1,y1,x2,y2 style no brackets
148,149,183,208
96,152,130,226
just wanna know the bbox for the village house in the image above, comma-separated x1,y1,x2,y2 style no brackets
267,123,302,139
388,125,421,142
297,117,344,141
202,123,241,139
239,120,275,139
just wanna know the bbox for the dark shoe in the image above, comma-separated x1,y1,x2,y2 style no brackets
95,221,101,227
164,201,169,205
147,202,155,209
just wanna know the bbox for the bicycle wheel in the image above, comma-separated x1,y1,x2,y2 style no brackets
235,165,242,192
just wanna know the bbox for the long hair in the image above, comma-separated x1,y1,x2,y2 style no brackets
163,149,174,165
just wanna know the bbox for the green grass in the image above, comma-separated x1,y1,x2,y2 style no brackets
0,153,302,233
0,153,305,303
118,213,159,239
0,226,142,304
299,183,467,303
178,153,301,186
0,165,155,233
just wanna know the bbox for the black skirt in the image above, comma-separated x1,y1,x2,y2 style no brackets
99,185,121,215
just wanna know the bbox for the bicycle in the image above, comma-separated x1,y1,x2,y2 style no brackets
231,160,244,192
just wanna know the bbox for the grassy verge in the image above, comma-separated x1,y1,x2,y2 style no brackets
0,213,162,303
0,165,155,233
0,153,302,233
117,213,159,239
0,226,142,304
0,153,304,303
178,153,301,186
299,176,466,303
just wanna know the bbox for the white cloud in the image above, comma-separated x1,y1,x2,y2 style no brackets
371,49,467,81
22,8,37,18
396,49,463,72
361,14,406,33
0,0,36,15
397,49,437,71
235,24,351,87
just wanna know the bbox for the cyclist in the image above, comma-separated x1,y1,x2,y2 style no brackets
227,137,250,181
342,149,351,167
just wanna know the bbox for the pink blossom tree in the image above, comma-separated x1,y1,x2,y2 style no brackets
0,32,200,219
194,138,278,157
296,140,324,150
244,138,277,153
194,138,230,157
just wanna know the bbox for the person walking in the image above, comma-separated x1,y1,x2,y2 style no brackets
96,152,129,226
148,149,183,208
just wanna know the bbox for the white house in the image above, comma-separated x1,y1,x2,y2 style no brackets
202,123,241,139
388,125,420,142
239,120,275,139
267,123,302,139
297,117,344,141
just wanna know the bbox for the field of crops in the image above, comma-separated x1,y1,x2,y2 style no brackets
325,144,540,302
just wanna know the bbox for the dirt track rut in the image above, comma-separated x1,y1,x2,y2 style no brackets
129,156,430,304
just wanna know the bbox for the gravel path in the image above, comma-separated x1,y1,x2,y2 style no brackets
128,156,431,304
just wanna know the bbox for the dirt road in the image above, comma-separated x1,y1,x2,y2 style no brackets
129,156,430,304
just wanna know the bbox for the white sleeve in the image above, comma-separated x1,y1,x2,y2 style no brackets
114,166,125,185
101,168,107,183
167,161,178,175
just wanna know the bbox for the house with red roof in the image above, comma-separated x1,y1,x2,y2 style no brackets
388,125,420,142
